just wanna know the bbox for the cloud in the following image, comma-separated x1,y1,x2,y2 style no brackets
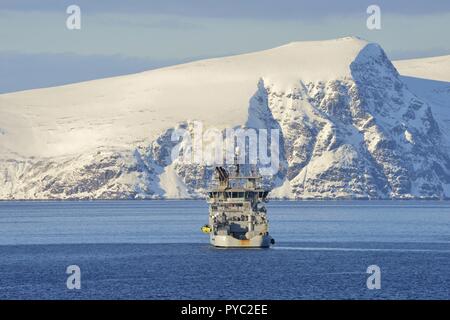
2,9,449,61
2,0,450,19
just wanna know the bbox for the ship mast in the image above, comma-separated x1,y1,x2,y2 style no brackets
234,146,240,177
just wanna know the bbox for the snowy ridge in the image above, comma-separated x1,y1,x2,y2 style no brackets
1,37,450,199
394,55,450,165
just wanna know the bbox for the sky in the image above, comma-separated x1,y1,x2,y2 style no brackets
1,0,449,93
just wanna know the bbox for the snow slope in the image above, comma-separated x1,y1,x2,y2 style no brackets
0,37,367,159
394,55,450,82
1,37,450,199
394,55,450,157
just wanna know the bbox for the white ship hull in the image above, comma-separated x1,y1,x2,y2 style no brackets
210,234,273,248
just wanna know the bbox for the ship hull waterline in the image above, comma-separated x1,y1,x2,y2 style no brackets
210,234,274,248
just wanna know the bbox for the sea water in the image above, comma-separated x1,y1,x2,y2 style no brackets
0,200,449,299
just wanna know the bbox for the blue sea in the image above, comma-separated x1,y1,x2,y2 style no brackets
0,200,449,300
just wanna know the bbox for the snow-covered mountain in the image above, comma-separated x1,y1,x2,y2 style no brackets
1,37,450,199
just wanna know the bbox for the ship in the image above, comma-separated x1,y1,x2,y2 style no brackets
201,150,275,248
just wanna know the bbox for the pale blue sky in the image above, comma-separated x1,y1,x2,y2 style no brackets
1,0,449,93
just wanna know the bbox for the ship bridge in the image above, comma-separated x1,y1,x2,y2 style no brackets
207,190,269,202
208,166,269,203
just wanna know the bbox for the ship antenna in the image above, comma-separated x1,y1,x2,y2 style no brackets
234,146,240,176
251,164,256,177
